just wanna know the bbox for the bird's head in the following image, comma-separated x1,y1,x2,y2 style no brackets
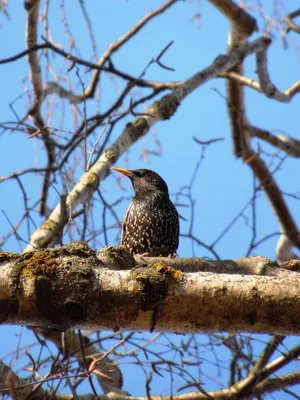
111,168,169,196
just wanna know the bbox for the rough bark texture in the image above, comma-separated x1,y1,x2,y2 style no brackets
0,242,299,335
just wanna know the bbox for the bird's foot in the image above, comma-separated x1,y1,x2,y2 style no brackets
136,252,152,257
168,252,178,258
134,252,152,263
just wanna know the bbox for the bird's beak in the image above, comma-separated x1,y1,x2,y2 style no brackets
111,167,134,177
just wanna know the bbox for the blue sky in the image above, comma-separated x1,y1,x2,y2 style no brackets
0,1,300,397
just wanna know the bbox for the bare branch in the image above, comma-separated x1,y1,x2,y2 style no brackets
219,71,300,100
257,46,300,102
36,329,128,395
248,126,300,157
284,8,300,34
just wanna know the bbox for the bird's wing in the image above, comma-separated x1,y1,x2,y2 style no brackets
120,206,129,245
175,206,180,249
176,215,180,248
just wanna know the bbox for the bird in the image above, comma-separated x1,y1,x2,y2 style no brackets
111,167,179,257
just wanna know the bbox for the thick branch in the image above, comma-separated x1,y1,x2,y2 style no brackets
1,243,300,335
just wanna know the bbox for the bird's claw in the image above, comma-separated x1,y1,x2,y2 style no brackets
168,252,178,258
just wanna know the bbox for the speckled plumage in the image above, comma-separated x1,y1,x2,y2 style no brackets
112,168,179,256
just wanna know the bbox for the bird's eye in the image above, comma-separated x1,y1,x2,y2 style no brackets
138,171,145,177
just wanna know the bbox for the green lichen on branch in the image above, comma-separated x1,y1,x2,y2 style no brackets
104,145,119,165
85,172,100,189
262,259,279,269
133,117,149,134
150,94,179,120
11,242,97,327
129,262,184,333
129,263,184,311
35,218,59,247
9,251,58,317
54,241,97,258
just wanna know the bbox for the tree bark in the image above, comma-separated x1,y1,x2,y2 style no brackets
0,242,299,335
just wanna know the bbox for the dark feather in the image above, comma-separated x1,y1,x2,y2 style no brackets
114,168,179,257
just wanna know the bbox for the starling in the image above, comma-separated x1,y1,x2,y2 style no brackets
111,167,179,257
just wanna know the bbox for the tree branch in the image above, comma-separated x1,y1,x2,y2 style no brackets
208,0,258,37
1,242,300,335
256,47,300,102
284,8,300,34
219,71,300,101
26,1,55,216
248,125,300,158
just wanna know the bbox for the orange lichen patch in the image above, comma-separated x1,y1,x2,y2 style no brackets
21,251,57,279
151,263,184,288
